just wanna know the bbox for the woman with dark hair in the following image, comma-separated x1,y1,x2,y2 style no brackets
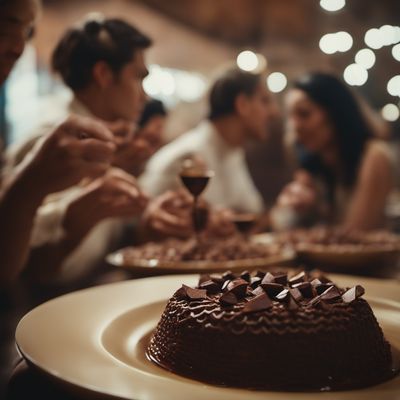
272,72,393,230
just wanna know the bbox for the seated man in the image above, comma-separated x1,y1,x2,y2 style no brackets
10,17,153,285
140,68,278,214
0,0,123,286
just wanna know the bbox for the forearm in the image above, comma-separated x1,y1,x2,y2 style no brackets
23,205,105,284
0,169,47,284
22,230,87,284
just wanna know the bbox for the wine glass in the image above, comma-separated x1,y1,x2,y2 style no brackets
180,169,214,241
231,213,257,240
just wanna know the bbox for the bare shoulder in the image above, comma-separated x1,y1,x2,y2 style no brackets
359,140,393,180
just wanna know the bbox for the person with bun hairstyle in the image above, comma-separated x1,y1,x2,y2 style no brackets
0,1,121,285
5,16,154,285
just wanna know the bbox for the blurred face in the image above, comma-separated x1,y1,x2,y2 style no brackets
105,50,148,122
0,0,37,85
239,82,277,142
286,88,335,153
138,115,166,153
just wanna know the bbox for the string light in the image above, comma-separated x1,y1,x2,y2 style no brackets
354,49,376,69
381,104,400,121
267,72,287,93
320,0,346,12
237,51,259,71
343,64,368,86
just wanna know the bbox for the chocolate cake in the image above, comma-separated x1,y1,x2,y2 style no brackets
120,236,282,263
147,270,397,391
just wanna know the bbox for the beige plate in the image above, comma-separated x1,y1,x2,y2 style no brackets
16,274,400,400
296,246,400,270
106,250,295,275
253,233,400,270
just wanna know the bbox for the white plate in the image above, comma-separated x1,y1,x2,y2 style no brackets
106,251,295,275
16,274,400,400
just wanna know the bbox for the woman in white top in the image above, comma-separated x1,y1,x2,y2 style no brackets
273,72,393,230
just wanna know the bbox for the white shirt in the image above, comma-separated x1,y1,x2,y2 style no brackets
140,120,264,213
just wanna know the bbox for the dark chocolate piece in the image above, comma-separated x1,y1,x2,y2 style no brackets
255,270,266,278
251,286,265,296
250,276,262,289
272,272,288,285
174,286,188,300
221,280,231,292
288,296,299,310
276,289,289,301
175,285,207,300
219,291,238,305
242,292,272,313
310,278,322,287
199,274,211,284
222,271,235,281
320,286,342,303
315,283,334,295
289,271,306,285
261,282,284,297
227,278,248,298
342,285,365,303
289,287,303,302
261,272,275,285
184,285,208,300
240,270,251,282
199,280,221,294
209,273,224,285
292,282,314,298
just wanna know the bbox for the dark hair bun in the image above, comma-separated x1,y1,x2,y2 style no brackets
83,20,102,35
52,18,152,91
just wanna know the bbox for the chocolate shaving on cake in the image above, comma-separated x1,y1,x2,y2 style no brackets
242,292,272,313
219,291,239,306
342,285,365,303
240,270,251,282
199,280,221,294
289,271,306,285
288,296,299,310
292,282,314,298
250,276,262,289
226,278,248,298
319,286,342,303
251,286,265,296
276,288,290,301
222,271,235,281
221,280,231,291
272,272,288,285
175,284,208,300
289,287,303,302
261,272,275,285
260,282,284,297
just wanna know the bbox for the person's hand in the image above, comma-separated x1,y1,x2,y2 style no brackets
63,168,148,238
23,115,116,196
207,208,236,237
276,170,317,212
142,189,195,239
107,120,155,176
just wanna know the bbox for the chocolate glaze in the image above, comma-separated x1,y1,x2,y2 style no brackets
147,270,397,391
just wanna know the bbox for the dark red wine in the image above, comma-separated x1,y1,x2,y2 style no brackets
232,214,256,234
180,175,210,197
192,206,209,232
